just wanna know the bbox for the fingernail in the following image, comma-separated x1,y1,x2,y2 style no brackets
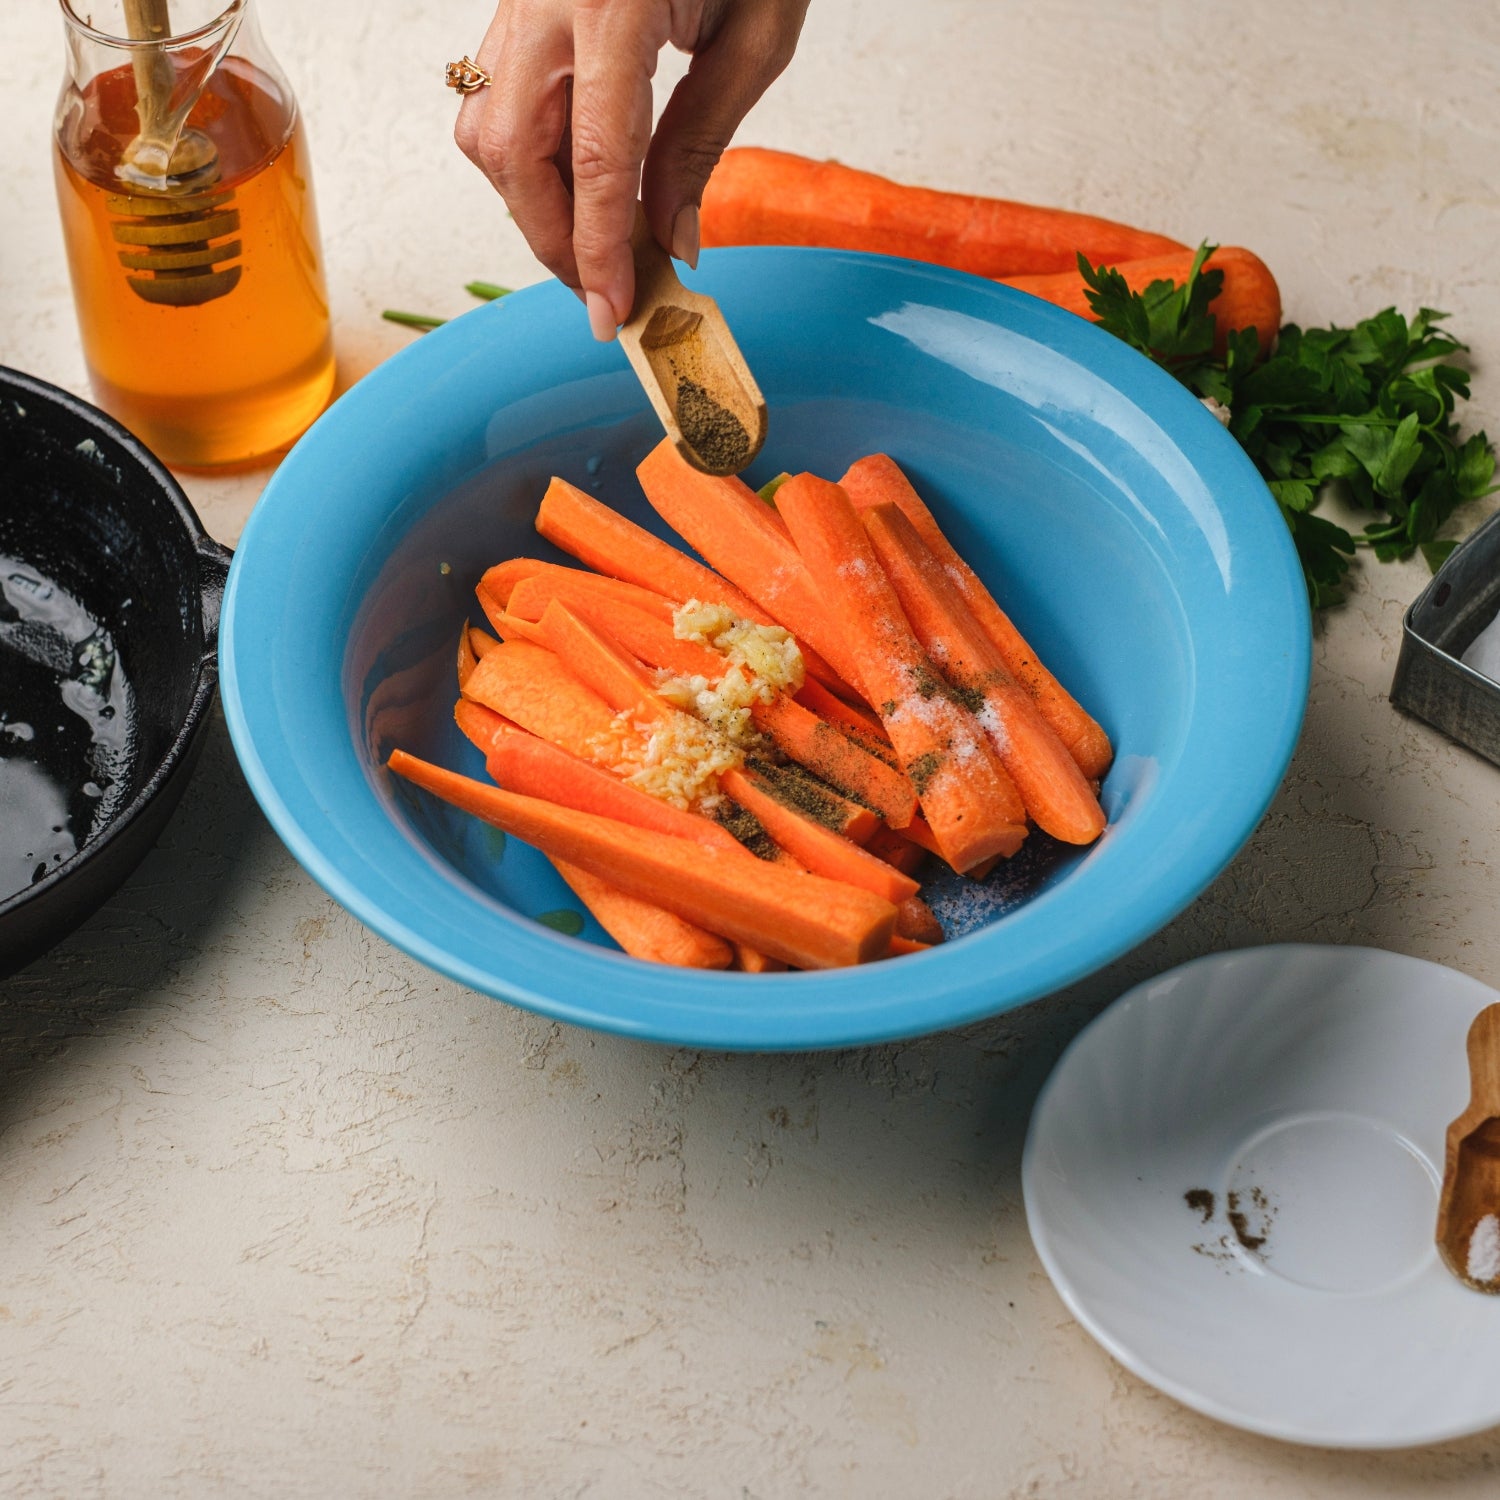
671,204,700,270
586,290,618,343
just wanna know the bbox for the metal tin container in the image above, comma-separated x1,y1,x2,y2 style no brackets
1390,507,1500,767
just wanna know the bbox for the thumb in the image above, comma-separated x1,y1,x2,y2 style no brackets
641,0,808,267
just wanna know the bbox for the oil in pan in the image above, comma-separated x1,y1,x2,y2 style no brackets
0,554,136,901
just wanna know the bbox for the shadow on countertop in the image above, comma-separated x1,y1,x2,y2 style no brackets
0,706,274,1129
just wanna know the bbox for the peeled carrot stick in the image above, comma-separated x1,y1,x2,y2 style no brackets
887,935,932,957
700,148,1187,277
840,454,1112,780
534,475,852,695
750,693,917,828
1000,245,1281,357
475,586,543,644
481,557,672,617
863,502,1106,845
486,729,746,854
895,894,945,945
721,768,919,906
636,440,870,699
462,638,621,762
510,583,726,682
537,477,761,614
795,676,892,755
776,473,1029,873
535,599,672,719
455,698,521,757
747,760,881,845
864,824,928,878
550,858,733,969
496,565,675,626
468,625,500,659
734,944,787,973
388,751,897,969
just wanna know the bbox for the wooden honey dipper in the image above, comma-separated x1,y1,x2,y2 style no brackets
109,0,242,307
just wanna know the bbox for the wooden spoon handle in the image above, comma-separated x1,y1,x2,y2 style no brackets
1466,1002,1500,1118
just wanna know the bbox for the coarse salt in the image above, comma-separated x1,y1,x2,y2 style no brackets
1467,1213,1500,1283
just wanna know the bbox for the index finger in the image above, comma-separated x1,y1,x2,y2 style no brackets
569,0,672,335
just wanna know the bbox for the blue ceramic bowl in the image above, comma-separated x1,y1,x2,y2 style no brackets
220,249,1309,1050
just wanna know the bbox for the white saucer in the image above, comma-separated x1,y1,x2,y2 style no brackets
1022,944,1500,1448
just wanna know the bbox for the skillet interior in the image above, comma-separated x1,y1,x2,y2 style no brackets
0,367,227,973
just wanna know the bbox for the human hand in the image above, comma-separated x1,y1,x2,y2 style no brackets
454,0,809,341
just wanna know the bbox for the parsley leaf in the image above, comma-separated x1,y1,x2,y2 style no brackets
1084,251,1497,606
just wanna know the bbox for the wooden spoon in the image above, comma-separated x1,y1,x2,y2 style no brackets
617,209,766,477
1436,1001,1500,1292
113,0,242,307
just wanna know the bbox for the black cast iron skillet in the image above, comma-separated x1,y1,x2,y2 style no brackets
0,366,231,976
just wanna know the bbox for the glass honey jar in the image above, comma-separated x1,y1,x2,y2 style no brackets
53,0,335,468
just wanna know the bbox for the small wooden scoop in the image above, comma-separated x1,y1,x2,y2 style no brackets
1436,1002,1500,1292
617,210,766,477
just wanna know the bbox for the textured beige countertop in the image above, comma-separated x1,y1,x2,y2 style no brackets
3,1,1499,1494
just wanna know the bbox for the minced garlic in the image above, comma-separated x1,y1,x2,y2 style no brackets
581,601,806,812
587,706,741,812
671,600,805,698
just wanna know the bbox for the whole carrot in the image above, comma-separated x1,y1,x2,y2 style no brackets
1001,246,1281,357
699,147,1187,278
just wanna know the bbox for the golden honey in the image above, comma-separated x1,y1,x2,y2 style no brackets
54,55,334,468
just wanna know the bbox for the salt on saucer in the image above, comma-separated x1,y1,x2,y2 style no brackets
1460,608,1500,685
1467,1213,1500,1284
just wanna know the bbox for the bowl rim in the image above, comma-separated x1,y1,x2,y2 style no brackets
219,247,1312,1050
0,364,228,933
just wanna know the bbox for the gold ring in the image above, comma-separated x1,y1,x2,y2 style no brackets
445,56,491,95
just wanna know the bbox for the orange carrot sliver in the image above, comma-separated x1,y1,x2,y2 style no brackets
551,858,733,969
456,619,479,690
840,454,1112,780
863,502,1106,845
535,599,671,719
722,767,918,906
461,638,618,761
388,751,897,969
776,472,1028,873
481,556,671,619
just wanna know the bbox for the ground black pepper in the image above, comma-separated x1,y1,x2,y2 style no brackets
748,759,854,833
715,802,779,862
907,751,942,796
676,376,752,473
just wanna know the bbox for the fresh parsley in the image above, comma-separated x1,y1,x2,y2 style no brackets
1080,247,1496,606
